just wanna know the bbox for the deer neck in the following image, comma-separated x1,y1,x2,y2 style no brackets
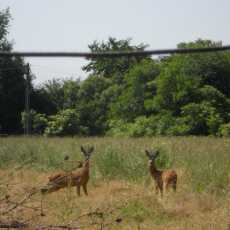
82,160,90,174
149,161,161,179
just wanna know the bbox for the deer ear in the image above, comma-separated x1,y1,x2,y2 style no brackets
145,150,150,157
155,150,159,157
81,146,86,154
64,155,69,161
89,146,94,154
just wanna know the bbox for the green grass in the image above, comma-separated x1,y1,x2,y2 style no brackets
0,136,229,195
0,136,230,229
119,197,170,225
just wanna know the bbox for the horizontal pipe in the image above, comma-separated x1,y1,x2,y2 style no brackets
0,45,229,58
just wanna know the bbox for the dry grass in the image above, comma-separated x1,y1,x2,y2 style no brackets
0,136,230,229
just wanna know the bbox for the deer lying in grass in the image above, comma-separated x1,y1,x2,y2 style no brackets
145,149,177,198
41,146,94,196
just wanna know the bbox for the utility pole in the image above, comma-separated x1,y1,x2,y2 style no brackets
24,64,31,135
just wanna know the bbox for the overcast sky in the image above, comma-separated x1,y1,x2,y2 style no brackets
0,0,230,85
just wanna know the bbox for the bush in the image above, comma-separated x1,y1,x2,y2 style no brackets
21,110,48,134
218,123,230,137
106,120,131,137
107,115,175,137
45,109,88,136
128,116,156,137
180,102,223,135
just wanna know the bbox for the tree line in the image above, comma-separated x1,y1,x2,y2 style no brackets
1,9,230,136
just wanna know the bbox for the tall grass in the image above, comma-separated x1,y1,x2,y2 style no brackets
0,136,229,195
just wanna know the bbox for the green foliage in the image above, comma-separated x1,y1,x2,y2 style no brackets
2,28,230,137
32,112,48,134
43,79,65,111
180,102,223,135
108,114,180,137
45,109,87,136
218,123,230,137
198,85,230,121
110,59,159,121
62,79,80,108
0,8,29,134
107,120,130,137
21,110,48,134
82,37,149,78
153,59,201,114
77,75,113,135
0,8,10,44
178,39,230,98
127,116,156,137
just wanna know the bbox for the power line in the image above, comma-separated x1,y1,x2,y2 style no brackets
0,45,230,58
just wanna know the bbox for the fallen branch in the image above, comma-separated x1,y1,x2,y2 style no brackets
1,188,39,215
35,224,80,230
0,220,28,229
6,200,41,211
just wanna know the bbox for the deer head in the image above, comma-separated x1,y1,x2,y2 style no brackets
145,149,159,164
80,146,94,161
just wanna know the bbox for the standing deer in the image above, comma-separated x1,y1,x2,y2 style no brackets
41,146,94,196
145,149,177,198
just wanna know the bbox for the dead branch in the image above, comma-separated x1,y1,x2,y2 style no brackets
6,200,41,211
35,224,80,230
0,220,28,229
1,187,39,215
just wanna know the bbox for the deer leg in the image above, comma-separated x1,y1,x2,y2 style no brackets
82,184,88,196
159,187,163,198
172,179,177,192
155,184,159,195
158,183,163,198
76,185,81,196
163,182,168,195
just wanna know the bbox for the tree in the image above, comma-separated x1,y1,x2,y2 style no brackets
82,37,149,80
0,8,29,134
110,59,160,121
21,110,48,134
45,109,87,136
40,79,65,112
35,78,80,114
77,75,113,135
178,39,230,98
149,39,230,135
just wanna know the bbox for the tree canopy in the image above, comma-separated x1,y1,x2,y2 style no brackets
0,9,30,133
1,9,230,136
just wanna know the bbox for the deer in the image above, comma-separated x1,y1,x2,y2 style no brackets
41,146,94,196
145,149,177,198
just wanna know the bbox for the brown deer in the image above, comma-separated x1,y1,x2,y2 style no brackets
41,146,94,196
145,149,177,198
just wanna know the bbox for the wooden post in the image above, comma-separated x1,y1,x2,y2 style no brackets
24,64,31,135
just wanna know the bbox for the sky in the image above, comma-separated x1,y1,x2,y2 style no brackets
0,0,230,85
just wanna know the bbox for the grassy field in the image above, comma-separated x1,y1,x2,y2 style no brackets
0,137,229,229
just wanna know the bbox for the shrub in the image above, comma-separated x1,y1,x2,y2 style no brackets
128,116,156,137
180,102,223,135
45,109,88,136
106,120,131,137
21,110,48,134
218,123,230,137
